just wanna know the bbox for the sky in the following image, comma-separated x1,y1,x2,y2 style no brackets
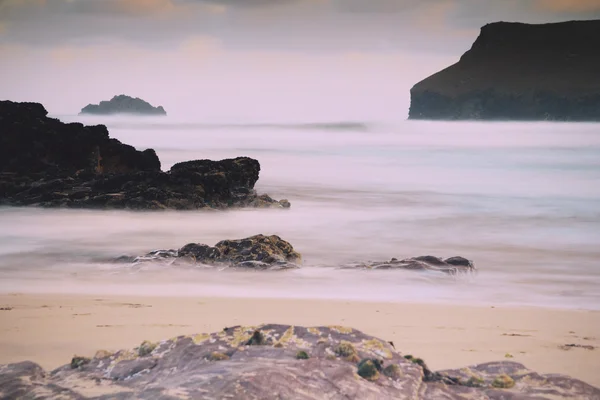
1,0,599,119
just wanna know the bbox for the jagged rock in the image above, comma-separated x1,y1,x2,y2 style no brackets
409,20,600,121
0,101,289,210
342,256,475,274
132,234,302,270
0,100,160,175
0,325,597,399
80,95,166,116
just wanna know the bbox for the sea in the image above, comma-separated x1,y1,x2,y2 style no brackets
1,115,599,310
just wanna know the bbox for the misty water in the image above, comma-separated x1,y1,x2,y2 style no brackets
1,116,599,310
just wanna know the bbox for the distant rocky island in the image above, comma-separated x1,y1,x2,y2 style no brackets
0,100,288,210
409,20,600,121
80,94,166,116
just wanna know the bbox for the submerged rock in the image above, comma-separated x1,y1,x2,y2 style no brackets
80,94,166,116
1,325,597,399
0,100,289,210
132,234,302,270
343,255,475,274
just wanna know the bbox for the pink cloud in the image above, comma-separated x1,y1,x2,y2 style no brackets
535,0,600,13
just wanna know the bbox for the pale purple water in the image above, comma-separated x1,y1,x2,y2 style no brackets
1,115,599,309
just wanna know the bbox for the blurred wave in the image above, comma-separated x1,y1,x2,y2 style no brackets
1,117,600,309
55,116,372,133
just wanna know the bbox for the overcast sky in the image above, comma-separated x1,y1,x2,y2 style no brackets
1,0,599,119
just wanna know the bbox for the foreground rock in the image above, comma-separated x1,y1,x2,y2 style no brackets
409,20,600,121
1,325,597,399
0,100,289,210
130,234,302,270
80,95,167,116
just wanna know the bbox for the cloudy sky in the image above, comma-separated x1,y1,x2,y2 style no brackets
1,0,599,119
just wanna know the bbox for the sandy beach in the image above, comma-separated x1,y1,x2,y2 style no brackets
0,293,598,387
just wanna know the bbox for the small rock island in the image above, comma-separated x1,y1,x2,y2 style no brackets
409,20,600,121
80,94,167,116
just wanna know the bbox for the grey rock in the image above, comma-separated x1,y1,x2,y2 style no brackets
342,255,475,274
1,325,597,399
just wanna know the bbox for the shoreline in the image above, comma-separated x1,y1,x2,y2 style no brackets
1,293,598,387
1,286,598,312
2,272,599,312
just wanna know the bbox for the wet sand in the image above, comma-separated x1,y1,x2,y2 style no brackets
0,293,598,387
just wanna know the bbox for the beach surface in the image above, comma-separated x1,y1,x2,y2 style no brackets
0,293,598,387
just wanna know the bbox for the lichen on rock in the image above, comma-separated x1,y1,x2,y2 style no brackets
357,358,383,381
70,356,91,369
334,341,360,362
93,350,112,360
137,341,157,357
246,330,266,346
208,352,230,361
382,364,402,380
361,338,394,359
492,373,516,389
192,333,211,345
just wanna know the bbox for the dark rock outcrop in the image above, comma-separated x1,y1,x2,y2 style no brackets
342,256,475,275
409,20,600,121
131,234,302,270
0,101,161,175
1,325,597,399
80,95,166,116
0,101,160,176
0,101,289,210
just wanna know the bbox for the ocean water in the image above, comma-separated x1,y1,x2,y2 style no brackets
1,116,599,310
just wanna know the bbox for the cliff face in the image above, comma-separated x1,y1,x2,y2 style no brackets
409,20,600,121
80,95,166,116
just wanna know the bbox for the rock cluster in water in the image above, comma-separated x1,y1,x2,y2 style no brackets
409,20,600,121
123,234,474,274
1,325,597,399
80,95,167,116
0,100,289,210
